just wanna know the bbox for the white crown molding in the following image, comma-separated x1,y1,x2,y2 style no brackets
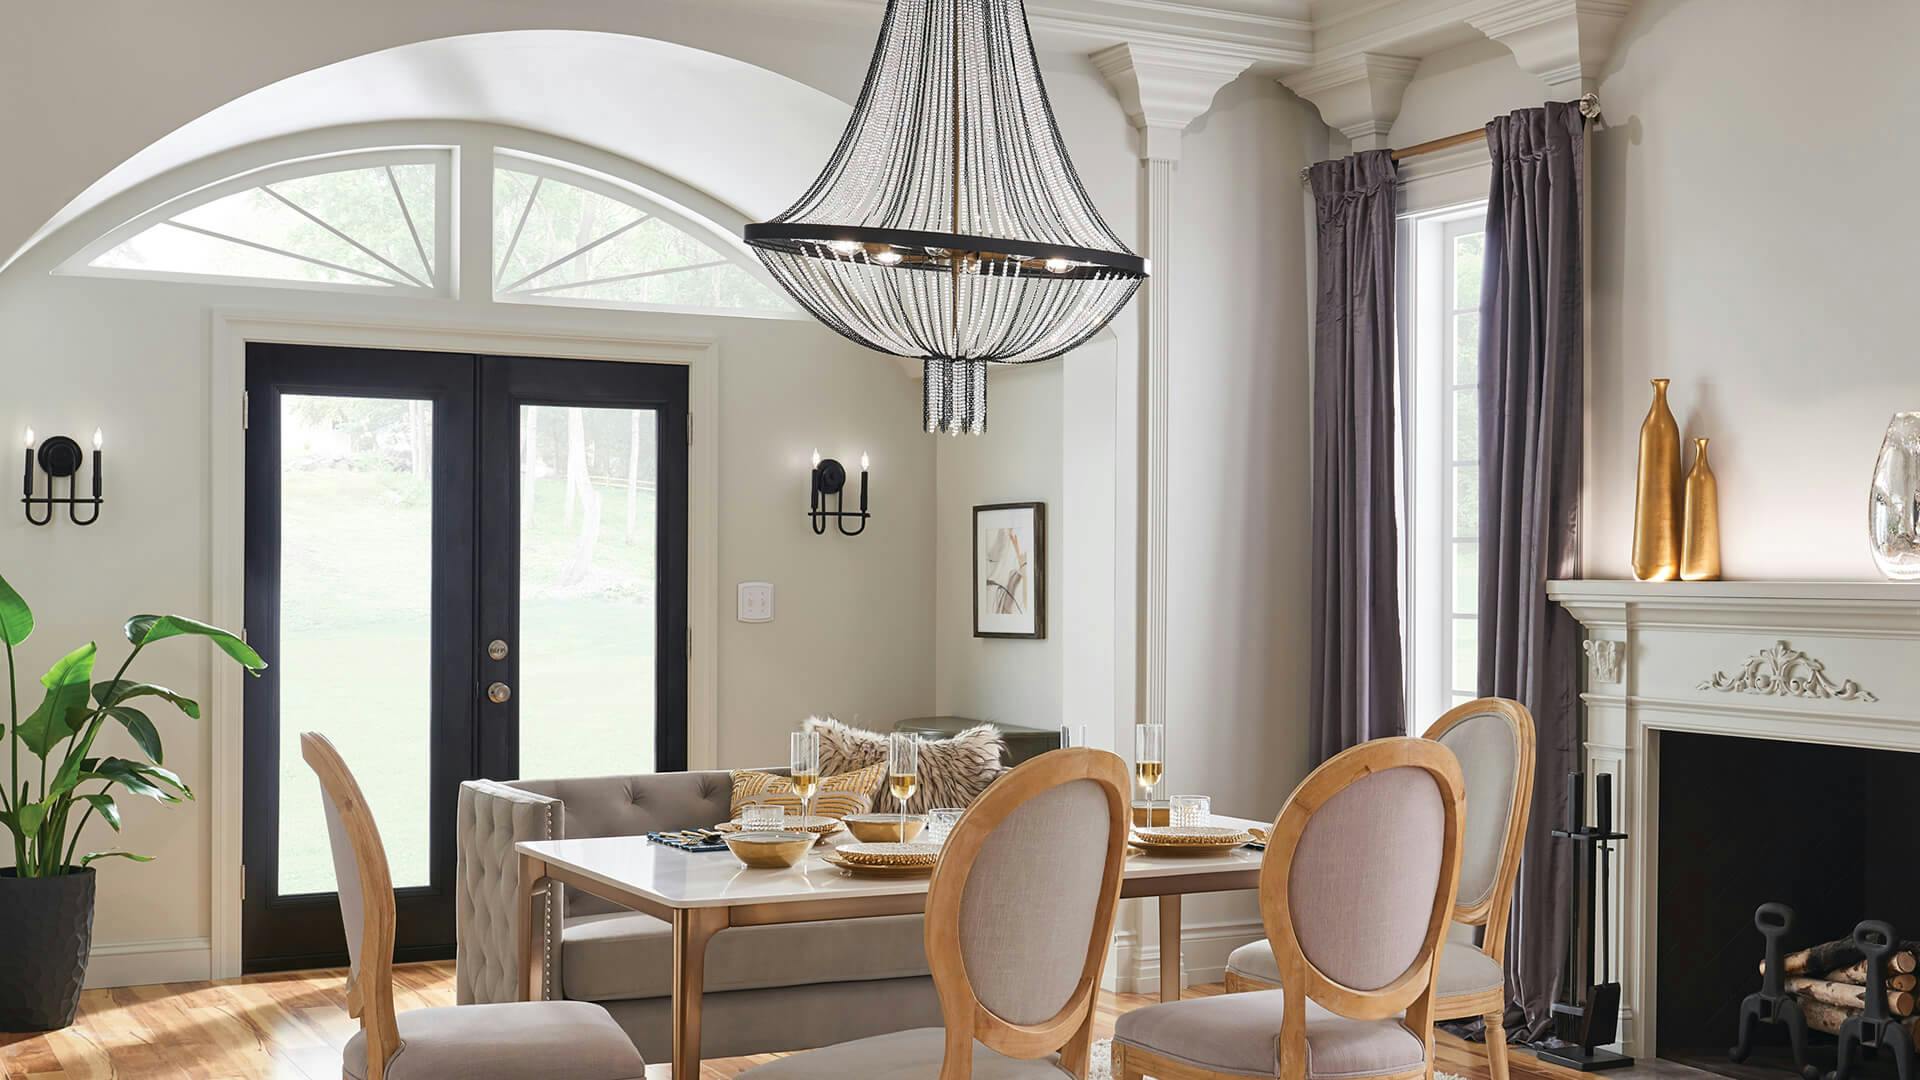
1093,43,1255,161
1466,0,1630,98
1282,52,1419,149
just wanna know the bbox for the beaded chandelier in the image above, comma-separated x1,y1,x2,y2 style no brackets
744,0,1147,435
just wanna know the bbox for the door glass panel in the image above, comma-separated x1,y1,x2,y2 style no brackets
277,395,434,893
517,405,659,779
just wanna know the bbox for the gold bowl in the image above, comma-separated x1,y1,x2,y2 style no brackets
723,831,814,869
843,814,925,843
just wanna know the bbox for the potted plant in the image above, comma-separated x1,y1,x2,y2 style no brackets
0,570,264,1030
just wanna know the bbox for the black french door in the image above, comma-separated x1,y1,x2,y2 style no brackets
242,344,688,972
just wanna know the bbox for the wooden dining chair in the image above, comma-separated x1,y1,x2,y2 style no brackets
302,732,649,1080
1223,699,1536,1080
738,746,1132,1080
1114,736,1466,1080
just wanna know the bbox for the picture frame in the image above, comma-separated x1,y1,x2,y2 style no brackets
973,501,1045,639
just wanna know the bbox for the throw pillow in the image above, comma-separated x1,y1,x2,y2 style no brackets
805,715,1005,814
729,762,884,819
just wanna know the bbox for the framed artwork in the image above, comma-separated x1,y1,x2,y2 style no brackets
973,502,1045,639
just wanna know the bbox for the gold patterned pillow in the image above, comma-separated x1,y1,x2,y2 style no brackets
729,762,884,820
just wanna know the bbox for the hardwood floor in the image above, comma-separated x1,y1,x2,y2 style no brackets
0,963,1586,1080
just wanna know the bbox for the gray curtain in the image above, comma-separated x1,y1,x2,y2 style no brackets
1308,150,1406,765
1476,101,1587,1043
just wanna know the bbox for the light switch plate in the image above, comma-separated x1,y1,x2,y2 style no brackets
737,581,774,622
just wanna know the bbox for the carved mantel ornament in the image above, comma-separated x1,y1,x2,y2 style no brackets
1698,640,1878,703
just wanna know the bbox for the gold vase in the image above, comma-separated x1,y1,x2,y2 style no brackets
1631,378,1683,581
1680,437,1721,581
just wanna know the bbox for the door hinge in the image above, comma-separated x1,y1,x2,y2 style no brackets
242,391,250,430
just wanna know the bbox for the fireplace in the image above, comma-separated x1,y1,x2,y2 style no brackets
1548,579,1920,1064
1655,730,1920,1078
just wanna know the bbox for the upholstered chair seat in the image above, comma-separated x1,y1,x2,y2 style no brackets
1115,990,1424,1080
735,1028,1073,1079
343,1001,646,1080
1225,938,1506,999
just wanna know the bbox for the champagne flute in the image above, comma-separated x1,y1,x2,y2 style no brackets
789,730,820,829
1134,723,1165,823
888,732,919,843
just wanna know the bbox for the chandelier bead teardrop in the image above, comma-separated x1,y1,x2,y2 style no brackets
745,0,1147,435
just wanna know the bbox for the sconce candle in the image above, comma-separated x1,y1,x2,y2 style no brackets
808,449,871,537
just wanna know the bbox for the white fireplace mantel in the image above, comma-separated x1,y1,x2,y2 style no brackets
1547,579,1920,1059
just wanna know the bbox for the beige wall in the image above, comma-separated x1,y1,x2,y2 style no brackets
1389,0,1916,579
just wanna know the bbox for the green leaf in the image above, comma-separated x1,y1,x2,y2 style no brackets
81,793,122,831
81,758,177,803
80,851,154,866
125,615,266,672
106,707,163,764
18,800,46,835
0,570,31,646
91,680,201,720
15,644,98,756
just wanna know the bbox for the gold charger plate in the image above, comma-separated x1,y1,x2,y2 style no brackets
1130,826,1253,855
820,848,936,877
833,841,942,868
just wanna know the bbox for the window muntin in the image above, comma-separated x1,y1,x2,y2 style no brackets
84,150,448,292
492,157,792,314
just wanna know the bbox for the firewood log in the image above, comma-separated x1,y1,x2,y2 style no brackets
1787,976,1915,1017
1826,961,1919,992
1765,940,1920,977
1799,1000,1920,1039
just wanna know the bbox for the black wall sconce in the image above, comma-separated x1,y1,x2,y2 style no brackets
809,449,870,536
23,427,103,526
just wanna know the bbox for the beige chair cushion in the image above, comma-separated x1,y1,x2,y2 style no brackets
1432,710,1520,908
343,1001,646,1080
561,911,930,1002
1114,989,1424,1080
1225,938,1506,1002
736,1027,1073,1079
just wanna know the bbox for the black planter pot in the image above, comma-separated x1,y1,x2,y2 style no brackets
0,866,95,1031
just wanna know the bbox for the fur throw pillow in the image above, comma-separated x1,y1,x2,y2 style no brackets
805,715,1005,814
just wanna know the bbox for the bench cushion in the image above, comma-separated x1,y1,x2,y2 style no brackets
562,911,931,1002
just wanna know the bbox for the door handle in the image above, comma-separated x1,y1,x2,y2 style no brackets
487,639,510,661
487,681,512,704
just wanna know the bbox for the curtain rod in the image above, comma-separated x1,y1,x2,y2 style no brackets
1299,93,1600,185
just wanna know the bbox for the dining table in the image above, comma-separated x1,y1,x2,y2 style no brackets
515,814,1267,1077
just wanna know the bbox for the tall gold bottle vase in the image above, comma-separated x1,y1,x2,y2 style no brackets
1631,378,1683,581
1680,437,1721,581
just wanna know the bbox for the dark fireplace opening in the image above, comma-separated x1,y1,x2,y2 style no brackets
1656,731,1920,1080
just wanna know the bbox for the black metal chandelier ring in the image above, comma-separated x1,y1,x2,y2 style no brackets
743,223,1149,281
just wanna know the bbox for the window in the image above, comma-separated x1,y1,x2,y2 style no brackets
492,156,793,314
81,150,449,292
1402,203,1486,723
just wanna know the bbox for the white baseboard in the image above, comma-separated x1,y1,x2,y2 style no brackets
85,937,212,988
1107,919,1263,995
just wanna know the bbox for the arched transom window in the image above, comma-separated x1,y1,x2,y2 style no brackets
64,143,794,318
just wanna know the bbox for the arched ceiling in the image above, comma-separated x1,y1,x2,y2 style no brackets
5,30,852,273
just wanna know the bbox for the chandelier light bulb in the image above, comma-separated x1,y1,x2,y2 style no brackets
1045,257,1072,274
873,249,903,266
827,241,863,257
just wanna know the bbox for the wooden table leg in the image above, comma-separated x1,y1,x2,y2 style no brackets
672,906,728,1077
517,854,548,1003
1159,894,1182,1003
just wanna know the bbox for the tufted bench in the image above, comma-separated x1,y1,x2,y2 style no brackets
455,771,942,1062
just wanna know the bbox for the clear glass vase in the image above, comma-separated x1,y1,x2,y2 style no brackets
1869,412,1920,580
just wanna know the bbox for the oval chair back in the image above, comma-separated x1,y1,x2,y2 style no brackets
1421,698,1534,956
923,746,1131,1080
302,731,403,1079
1258,737,1466,1080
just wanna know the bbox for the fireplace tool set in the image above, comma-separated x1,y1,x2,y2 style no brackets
1541,771,1633,1071
1732,906,1916,1080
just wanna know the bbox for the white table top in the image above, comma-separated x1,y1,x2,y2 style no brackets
517,815,1268,910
